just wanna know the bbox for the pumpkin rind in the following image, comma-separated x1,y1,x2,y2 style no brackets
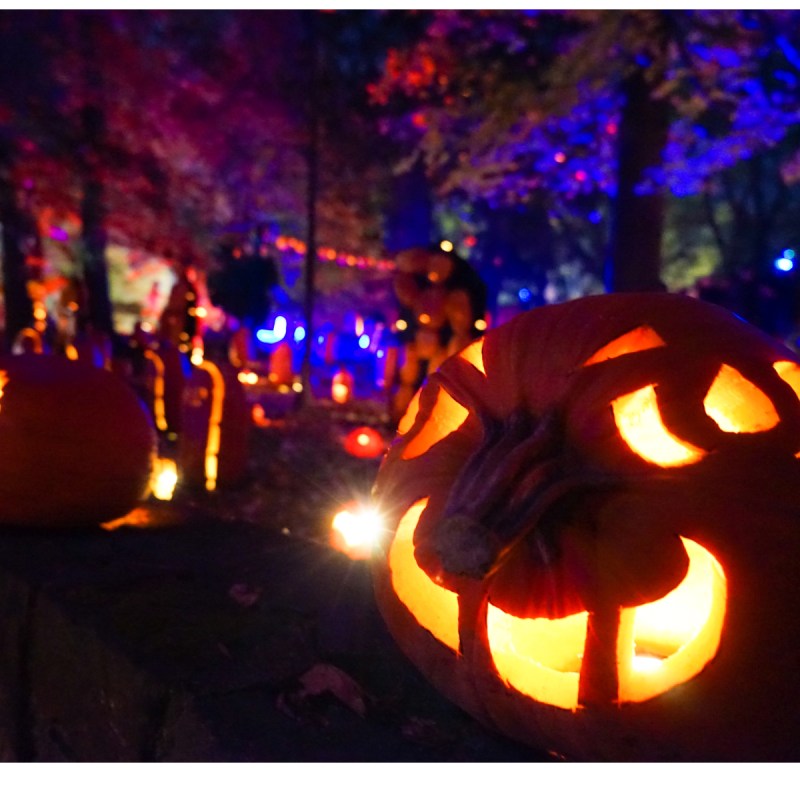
373,293,800,761
0,354,157,527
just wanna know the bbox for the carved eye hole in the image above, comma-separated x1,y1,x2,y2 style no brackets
612,358,786,466
774,360,800,399
612,385,708,467
400,340,485,460
703,364,779,433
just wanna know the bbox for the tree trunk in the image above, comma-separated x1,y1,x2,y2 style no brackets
607,69,671,293
0,140,34,353
79,106,114,339
384,160,435,253
78,14,114,339
300,12,320,408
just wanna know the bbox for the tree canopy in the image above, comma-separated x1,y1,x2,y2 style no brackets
370,10,800,291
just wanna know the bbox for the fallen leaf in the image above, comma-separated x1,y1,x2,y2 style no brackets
228,583,263,607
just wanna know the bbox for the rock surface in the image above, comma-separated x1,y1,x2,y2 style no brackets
0,405,549,762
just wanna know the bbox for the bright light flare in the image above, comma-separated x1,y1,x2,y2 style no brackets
330,503,385,560
150,457,178,501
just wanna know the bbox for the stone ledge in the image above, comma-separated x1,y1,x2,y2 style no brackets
0,510,541,762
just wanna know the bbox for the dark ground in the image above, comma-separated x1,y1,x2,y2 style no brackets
0,397,553,762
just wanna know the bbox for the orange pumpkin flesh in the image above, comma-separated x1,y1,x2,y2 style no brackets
373,293,800,760
0,354,157,526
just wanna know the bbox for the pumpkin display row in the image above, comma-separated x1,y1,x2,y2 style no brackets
372,292,800,761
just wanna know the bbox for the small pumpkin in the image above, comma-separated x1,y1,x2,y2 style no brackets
331,367,354,404
343,426,386,460
373,292,800,761
0,353,157,526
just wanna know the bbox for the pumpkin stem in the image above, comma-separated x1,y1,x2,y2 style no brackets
431,407,619,579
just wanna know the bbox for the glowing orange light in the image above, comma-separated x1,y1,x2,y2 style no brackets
331,502,385,560
402,386,469,460
237,370,258,385
150,457,178,501
703,363,779,433
459,338,486,374
388,496,727,711
612,384,707,467
143,350,168,432
344,426,386,459
0,370,8,413
584,326,666,366
194,359,225,491
252,403,269,427
332,369,353,404
388,499,460,651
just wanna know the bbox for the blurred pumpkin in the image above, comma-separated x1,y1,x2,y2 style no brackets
373,292,800,761
343,426,386,459
141,339,185,435
331,367,354,404
179,358,250,490
0,354,156,526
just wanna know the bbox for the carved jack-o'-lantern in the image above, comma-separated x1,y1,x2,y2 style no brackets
179,358,250,490
373,293,800,761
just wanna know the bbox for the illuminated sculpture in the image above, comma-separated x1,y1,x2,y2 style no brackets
389,246,487,423
373,293,800,760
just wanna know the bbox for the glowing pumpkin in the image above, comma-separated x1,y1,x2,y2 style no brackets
0,354,156,526
141,339,185,435
343,426,386,459
179,359,250,490
373,293,800,761
331,368,354,404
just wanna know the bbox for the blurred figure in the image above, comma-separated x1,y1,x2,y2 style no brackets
389,245,487,422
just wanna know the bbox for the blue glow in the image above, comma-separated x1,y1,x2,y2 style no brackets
358,333,370,350
294,325,306,343
518,287,532,303
377,349,385,358
775,257,794,273
256,315,287,344
784,249,796,259
317,335,325,345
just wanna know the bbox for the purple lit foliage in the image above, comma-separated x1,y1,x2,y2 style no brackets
372,10,800,291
